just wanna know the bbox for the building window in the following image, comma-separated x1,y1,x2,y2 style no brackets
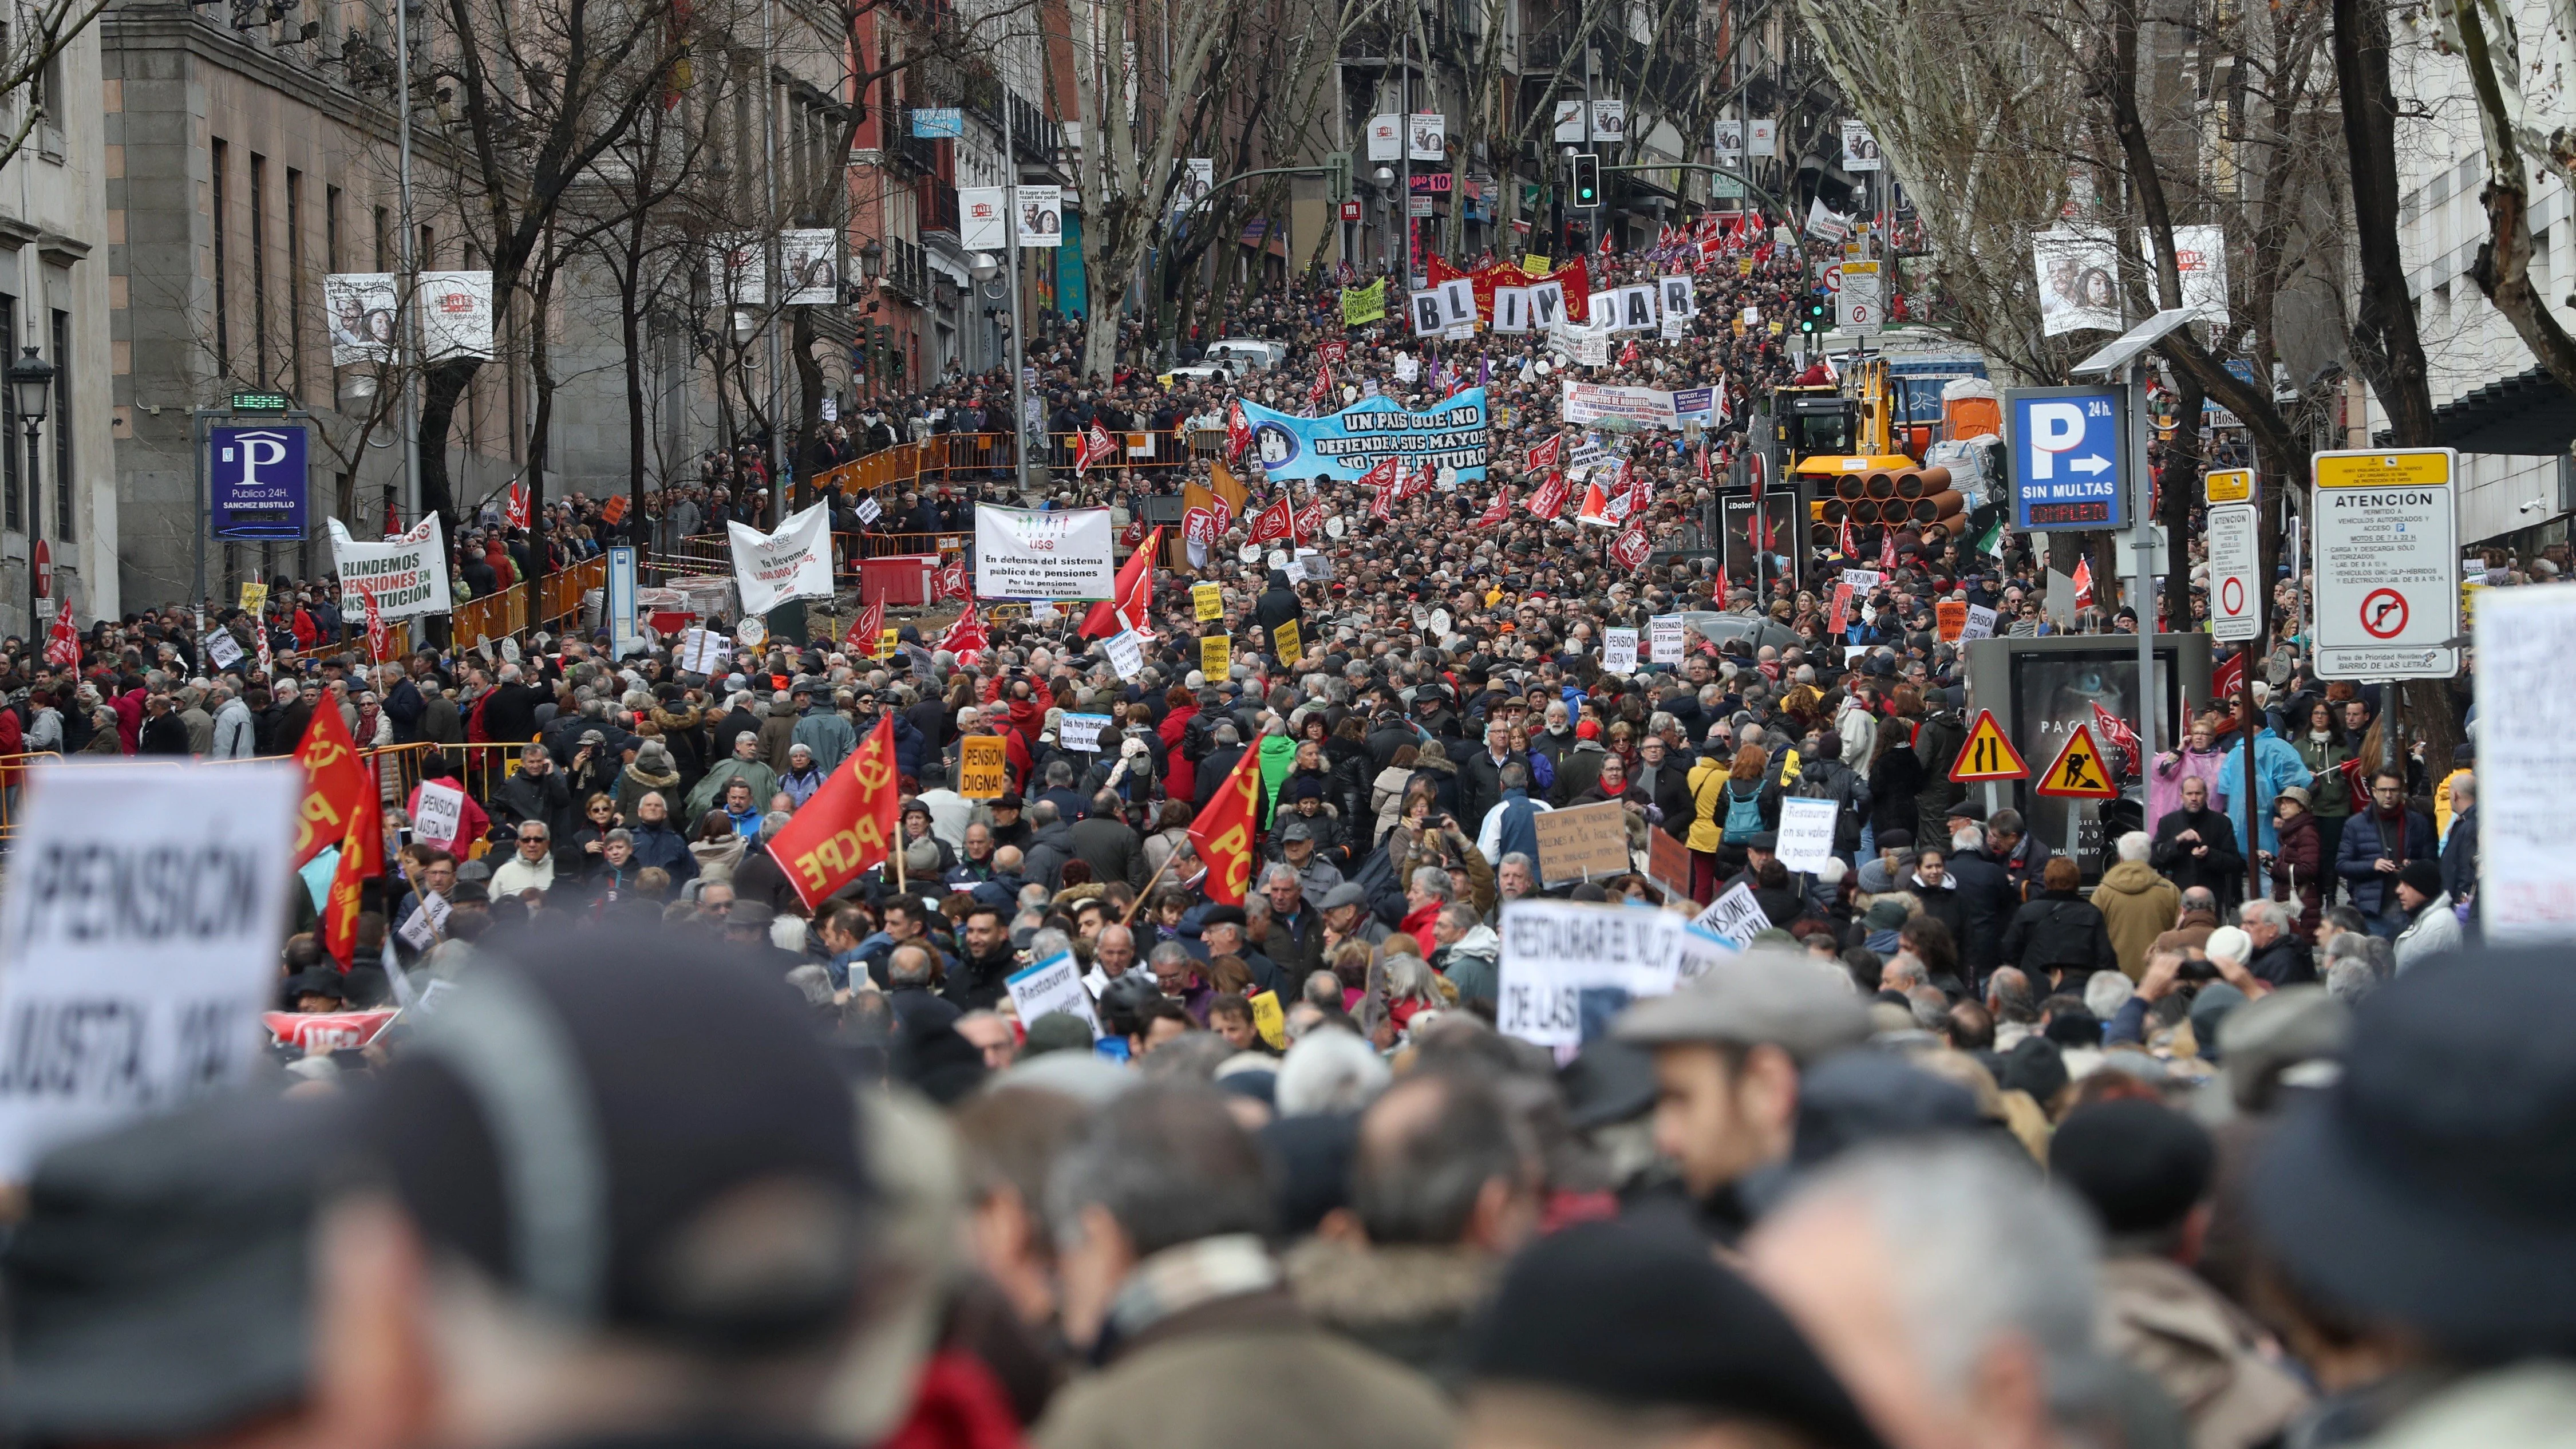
287,167,305,397
251,152,268,382
326,184,342,272
373,204,388,271
52,309,70,544
212,137,230,373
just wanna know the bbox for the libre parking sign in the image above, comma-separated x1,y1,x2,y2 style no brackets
2006,386,2128,531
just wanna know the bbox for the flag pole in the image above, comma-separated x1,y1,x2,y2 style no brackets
1120,852,1175,925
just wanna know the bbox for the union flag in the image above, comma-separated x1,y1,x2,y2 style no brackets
1187,747,1264,905
290,702,375,868
765,716,903,909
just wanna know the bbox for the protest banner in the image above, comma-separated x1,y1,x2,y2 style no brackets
1961,604,1999,640
1006,952,1100,1036
326,513,453,621
974,504,1116,598
1560,381,1683,428
411,779,468,851
1494,899,1737,1048
2474,585,2576,940
1601,626,1638,673
1649,614,1685,661
1775,796,1839,871
958,735,1008,798
1103,630,1145,681
1532,799,1633,883
1690,882,1772,946
1201,633,1232,679
726,502,836,615
1059,713,1111,753
1238,388,1491,483
263,1009,401,1053
0,761,299,1178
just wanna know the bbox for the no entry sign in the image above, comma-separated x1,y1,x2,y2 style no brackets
2311,449,2459,680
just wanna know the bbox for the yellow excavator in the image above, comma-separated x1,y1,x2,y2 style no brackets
1777,356,1967,552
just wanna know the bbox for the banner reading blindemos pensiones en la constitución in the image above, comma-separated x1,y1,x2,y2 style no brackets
327,514,455,621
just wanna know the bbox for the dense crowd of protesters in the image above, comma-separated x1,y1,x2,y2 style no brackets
0,224,2555,1449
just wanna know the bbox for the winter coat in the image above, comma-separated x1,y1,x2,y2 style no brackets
1158,701,1200,803
1284,1238,1498,1382
1942,848,2019,976
1432,923,1500,1005
1021,819,1078,893
2152,806,2247,910
2293,733,2358,819
616,760,686,821
1867,739,1925,840
1910,710,1968,839
1997,890,2121,978
1548,739,1609,806
2269,810,2323,939
2099,1253,2309,1449
1790,755,1870,853
628,820,696,881
687,757,780,819
1456,745,1522,834
2335,807,2435,919
2215,727,2309,855
2093,859,2183,980
2393,891,2465,972
792,707,859,775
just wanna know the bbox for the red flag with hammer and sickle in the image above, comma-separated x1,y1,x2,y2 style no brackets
765,716,903,910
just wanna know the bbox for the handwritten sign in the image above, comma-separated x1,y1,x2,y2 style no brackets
1531,799,1633,883
1649,614,1685,662
1059,713,1111,753
1495,899,1736,1047
1006,951,1100,1036
1936,599,1968,642
1689,882,1772,947
958,735,1008,798
1601,627,1638,673
1193,581,1224,621
1201,633,1232,680
1103,630,1145,681
1274,619,1303,665
1961,604,1998,640
412,779,467,851
1775,796,1839,872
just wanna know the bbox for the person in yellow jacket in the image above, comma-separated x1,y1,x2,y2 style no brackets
1685,736,1735,903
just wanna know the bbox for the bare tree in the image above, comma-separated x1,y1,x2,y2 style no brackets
0,0,111,173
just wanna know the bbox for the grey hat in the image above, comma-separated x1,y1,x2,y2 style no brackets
1321,882,1371,911
2218,984,2351,1113
1279,819,1315,843
1614,947,1872,1063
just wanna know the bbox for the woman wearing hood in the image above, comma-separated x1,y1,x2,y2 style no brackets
688,809,746,882
1156,685,1200,802
617,737,686,820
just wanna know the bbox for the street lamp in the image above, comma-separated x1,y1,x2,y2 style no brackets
9,345,52,634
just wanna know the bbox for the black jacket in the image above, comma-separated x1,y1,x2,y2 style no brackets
1021,820,1077,892
1456,747,1524,836
1942,848,2019,975
1996,890,2120,977
1254,569,1304,646
2152,806,2247,907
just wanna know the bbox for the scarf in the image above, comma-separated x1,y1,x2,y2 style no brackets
1106,1233,1278,1345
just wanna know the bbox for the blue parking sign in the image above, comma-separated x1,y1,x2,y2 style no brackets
2006,385,2127,531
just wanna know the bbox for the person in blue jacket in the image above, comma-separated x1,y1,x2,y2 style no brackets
2336,765,2436,937
2217,719,2309,855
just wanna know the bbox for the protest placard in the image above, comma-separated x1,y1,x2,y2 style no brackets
1059,713,1111,753
958,736,1008,798
1494,899,1738,1047
1103,630,1145,680
1646,829,1694,901
1649,614,1685,662
1690,882,1772,947
1532,800,1633,883
975,504,1116,598
1006,952,1100,1036
1775,796,1839,872
1601,627,1638,673
397,891,449,952
679,627,729,676
1961,605,1999,640
0,761,299,1178
412,779,467,851
1200,634,1232,679
1192,582,1224,621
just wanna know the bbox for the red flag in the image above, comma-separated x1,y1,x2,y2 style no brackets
504,479,532,530
1526,435,1563,472
1081,528,1160,638
2073,556,2097,609
1828,582,1853,635
1839,516,1859,559
1370,483,1394,521
319,783,381,966
2089,700,2142,780
1183,506,1219,548
939,601,989,664
1472,490,1513,528
1618,338,1641,366
765,716,904,910
1074,423,1117,477
1575,475,1613,527
290,701,376,868
1608,524,1652,571
1309,363,1333,409
1879,526,1898,570
1120,515,1148,547
932,558,969,602
44,596,78,668
1225,401,1253,462
1247,496,1294,544
1527,471,1570,520
2211,649,2246,701
847,597,887,658
1552,256,1592,322
362,589,389,665
1187,747,1265,904
1358,456,1401,493
1292,500,1328,540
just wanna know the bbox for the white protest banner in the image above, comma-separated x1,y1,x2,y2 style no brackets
0,761,299,1178
726,501,836,617
1103,630,1145,680
1649,614,1685,662
1775,796,1839,872
412,779,468,851
679,627,730,676
328,512,453,621
2475,585,2576,941
1561,382,1681,428
975,504,1116,599
1059,713,1112,753
1006,951,1100,1035
1689,882,1772,947
205,629,244,670
418,270,495,361
1961,604,1999,640
1601,627,1638,673
1840,568,1885,591
1495,899,1737,1048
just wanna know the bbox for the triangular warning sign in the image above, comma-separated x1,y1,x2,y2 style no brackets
1948,709,2031,783
2034,722,2121,800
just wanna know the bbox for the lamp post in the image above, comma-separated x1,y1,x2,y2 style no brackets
1374,165,1394,276
9,345,53,637
970,248,1030,496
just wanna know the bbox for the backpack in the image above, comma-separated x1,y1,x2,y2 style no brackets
1722,781,1765,843
1793,764,1864,850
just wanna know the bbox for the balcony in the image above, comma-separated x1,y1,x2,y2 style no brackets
925,180,961,236
1009,92,1060,167
883,236,931,301
888,104,942,175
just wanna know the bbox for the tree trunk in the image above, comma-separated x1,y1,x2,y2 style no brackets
621,250,649,529
2333,0,2436,445
791,305,826,514
416,358,480,527
2160,368,2204,634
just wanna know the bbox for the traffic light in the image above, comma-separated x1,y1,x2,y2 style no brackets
1800,294,1831,334
1571,152,1601,208
1324,151,1351,203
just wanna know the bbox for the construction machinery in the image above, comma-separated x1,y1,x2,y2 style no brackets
1773,355,1987,556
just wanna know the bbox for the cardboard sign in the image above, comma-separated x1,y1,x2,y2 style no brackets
679,627,729,676
958,735,1009,798
240,581,270,613
1103,630,1145,681
206,629,245,670
1248,989,1287,1048
1649,614,1685,661
1961,604,1999,640
1601,627,1638,673
263,1009,401,1053
0,761,300,1178
1646,828,1694,902
1274,619,1303,665
1192,581,1224,621
1936,599,1968,642
1200,634,1232,680
2034,722,2120,799
1950,709,2032,782
1775,796,1839,872
412,779,467,850
1689,882,1772,947
1006,951,1100,1036
1531,800,1632,883
1059,713,1111,753
396,892,449,951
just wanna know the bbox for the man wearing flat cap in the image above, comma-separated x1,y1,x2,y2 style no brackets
1613,946,1872,1243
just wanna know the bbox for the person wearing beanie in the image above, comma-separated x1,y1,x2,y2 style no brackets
1457,1219,1882,1449
2055,1100,2309,1449
2391,855,2462,972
